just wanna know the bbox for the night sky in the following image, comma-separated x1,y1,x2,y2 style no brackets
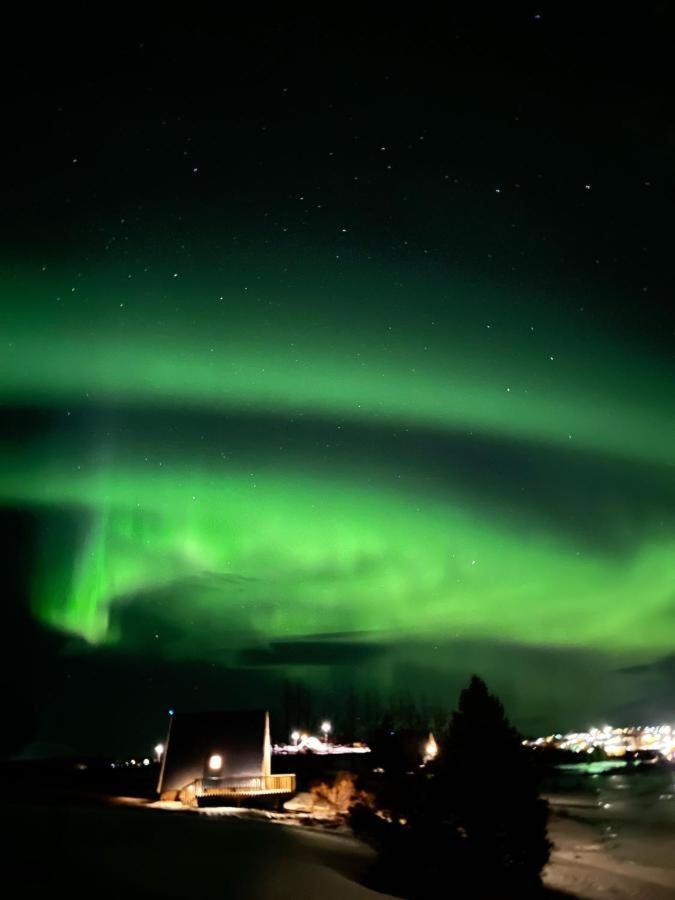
2,7,674,756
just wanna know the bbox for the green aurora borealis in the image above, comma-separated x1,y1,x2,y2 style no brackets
3,258,674,663
2,9,675,750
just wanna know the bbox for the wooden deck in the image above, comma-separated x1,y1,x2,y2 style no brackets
178,773,296,806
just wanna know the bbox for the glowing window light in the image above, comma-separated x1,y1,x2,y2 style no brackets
208,753,223,771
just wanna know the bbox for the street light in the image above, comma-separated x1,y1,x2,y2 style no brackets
291,730,300,746
321,721,332,743
154,743,164,760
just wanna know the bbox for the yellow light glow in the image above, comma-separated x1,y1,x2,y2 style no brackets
208,753,223,771
423,732,438,762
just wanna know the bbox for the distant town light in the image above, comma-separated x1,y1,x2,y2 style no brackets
142,758,150,766
208,753,223,772
523,722,675,759
273,734,371,756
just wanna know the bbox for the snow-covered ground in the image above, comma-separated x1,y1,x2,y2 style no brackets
148,796,675,899
7,789,675,898
6,798,392,899
544,796,675,900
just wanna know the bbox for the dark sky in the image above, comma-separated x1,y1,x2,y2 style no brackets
2,6,674,757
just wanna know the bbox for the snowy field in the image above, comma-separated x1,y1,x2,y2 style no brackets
6,787,675,899
545,807,675,900
6,799,390,899
543,770,675,900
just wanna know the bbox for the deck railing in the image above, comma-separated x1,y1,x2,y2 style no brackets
194,773,296,797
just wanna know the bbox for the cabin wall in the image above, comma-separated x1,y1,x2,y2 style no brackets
158,710,268,794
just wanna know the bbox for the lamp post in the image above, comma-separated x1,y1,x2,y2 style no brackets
321,721,332,744
291,730,300,746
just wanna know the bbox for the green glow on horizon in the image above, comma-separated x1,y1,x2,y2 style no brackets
1,255,673,671
0,456,671,655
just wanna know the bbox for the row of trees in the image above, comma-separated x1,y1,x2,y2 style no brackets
280,679,456,744
350,676,552,897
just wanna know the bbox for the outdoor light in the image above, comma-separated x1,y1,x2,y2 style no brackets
291,730,300,745
154,743,164,759
142,758,150,766
423,733,438,763
321,721,332,742
208,753,223,771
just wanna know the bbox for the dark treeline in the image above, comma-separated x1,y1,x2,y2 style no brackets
279,678,448,746
353,676,551,897
286,675,552,898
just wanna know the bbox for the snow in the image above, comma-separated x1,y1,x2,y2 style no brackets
545,808,675,900
6,798,392,899
8,791,675,898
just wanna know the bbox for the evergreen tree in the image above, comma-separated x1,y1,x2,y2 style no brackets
440,675,551,894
